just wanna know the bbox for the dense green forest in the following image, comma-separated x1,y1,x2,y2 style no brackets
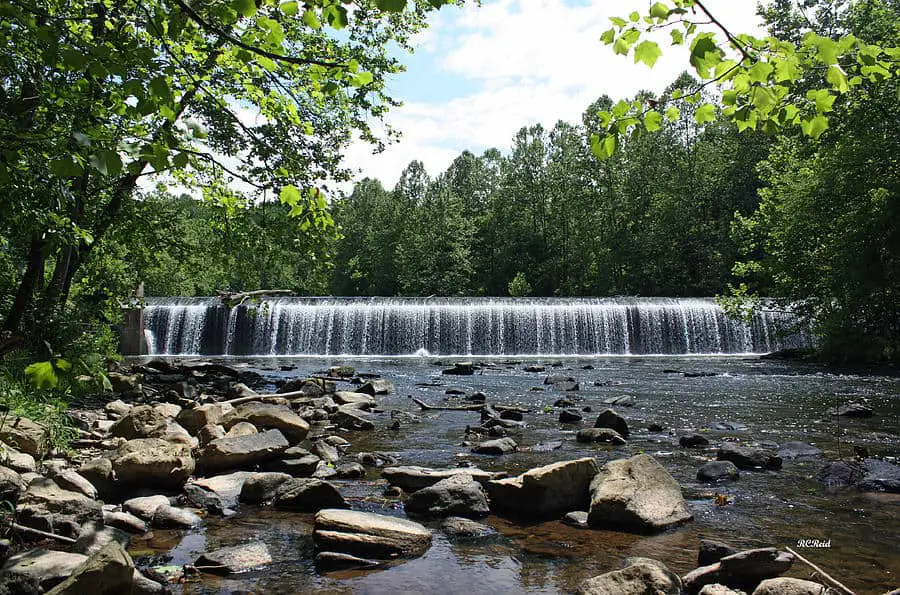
1,0,898,371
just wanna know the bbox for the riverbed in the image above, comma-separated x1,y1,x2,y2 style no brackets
129,355,900,594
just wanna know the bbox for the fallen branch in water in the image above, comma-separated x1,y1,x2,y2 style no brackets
411,398,529,414
216,289,293,307
11,522,77,544
785,546,854,595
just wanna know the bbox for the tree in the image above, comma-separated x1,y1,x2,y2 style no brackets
0,0,454,352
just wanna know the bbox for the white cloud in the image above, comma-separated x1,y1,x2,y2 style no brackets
346,0,767,191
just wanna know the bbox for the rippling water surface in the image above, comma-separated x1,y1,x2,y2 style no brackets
130,356,900,594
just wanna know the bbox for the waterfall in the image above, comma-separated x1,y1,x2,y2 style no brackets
140,297,810,356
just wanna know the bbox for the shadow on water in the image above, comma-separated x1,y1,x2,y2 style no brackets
130,356,900,594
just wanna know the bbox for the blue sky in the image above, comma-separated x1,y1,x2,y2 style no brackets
342,0,767,191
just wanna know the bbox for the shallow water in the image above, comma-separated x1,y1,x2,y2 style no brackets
132,356,900,594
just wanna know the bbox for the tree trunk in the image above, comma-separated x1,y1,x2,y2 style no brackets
2,235,45,334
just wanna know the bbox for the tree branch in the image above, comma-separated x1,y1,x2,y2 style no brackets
693,0,756,63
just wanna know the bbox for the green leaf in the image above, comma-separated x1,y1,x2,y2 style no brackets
609,16,626,27
600,28,615,45
806,89,835,113
643,110,662,132
280,184,301,207
375,0,407,11
670,29,683,45
689,35,722,77
280,1,299,16
88,150,123,177
694,103,716,124
351,71,374,87
49,157,83,178
747,61,773,84
664,106,680,121
826,65,849,93
25,361,58,389
302,9,320,29
591,133,618,160
801,114,828,139
172,152,190,168
232,0,257,18
628,11,640,22
649,3,669,19
634,40,662,68
61,48,88,69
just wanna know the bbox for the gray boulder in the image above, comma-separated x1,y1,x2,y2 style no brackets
197,429,289,473
681,548,794,592
697,461,741,483
123,495,170,520
777,442,822,459
717,443,782,471
16,478,102,539
355,379,394,395
314,508,432,560
0,443,36,473
194,541,272,574
588,454,692,533
108,438,195,488
151,504,202,529
752,577,827,595
594,409,629,437
102,510,148,534
110,405,167,440
858,458,900,493
333,391,376,409
268,454,321,477
270,478,347,511
239,472,292,504
486,457,599,517
382,465,497,492
332,407,375,431
817,461,863,488
176,403,234,434
184,471,254,512
699,539,738,566
45,542,134,595
73,521,130,556
471,437,517,455
0,417,46,456
2,548,87,591
405,474,489,518
577,559,681,595
440,516,496,539
0,466,24,502
680,433,710,448
576,428,627,445
225,403,310,443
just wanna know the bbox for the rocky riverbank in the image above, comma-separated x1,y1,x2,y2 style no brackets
0,358,897,593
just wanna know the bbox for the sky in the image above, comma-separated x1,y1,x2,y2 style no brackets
340,0,768,192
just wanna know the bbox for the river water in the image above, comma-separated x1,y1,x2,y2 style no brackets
130,355,900,594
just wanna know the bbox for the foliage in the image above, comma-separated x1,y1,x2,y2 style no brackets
507,272,532,297
592,0,900,159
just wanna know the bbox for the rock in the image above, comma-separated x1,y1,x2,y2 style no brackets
271,478,347,511
50,470,97,499
717,443,782,471
197,429,289,473
602,395,636,407
382,466,496,492
76,458,115,499
777,442,822,459
559,410,583,423
827,402,873,417
332,408,375,431
680,433,710,448
544,374,574,385
554,398,576,407
468,392,487,403
16,478,102,539
198,423,227,445
159,420,197,447
588,454,692,533
227,404,309,443
335,462,366,479
227,383,257,400
109,438,195,488
311,440,341,464
314,508,432,560
45,541,134,595
358,452,399,468
108,372,142,394
177,403,234,434
405,474,489,518
699,540,738,566
110,405,168,440
2,549,88,591
315,551,381,570
681,548,794,593
104,399,132,418
442,362,475,376
472,437,517,455
151,504,202,529
279,378,331,396
123,495,170,520
154,403,182,419
0,466,23,502
0,416,46,456
524,365,546,373
355,379,394,395
73,521,130,556
0,443,36,473
817,461,863,488
194,541,272,574
132,569,165,594
858,458,900,493
312,461,338,479
577,559,682,595
576,428,627,445
333,391,376,409
102,510,148,534
184,471,254,512
752,577,827,595
440,516,496,539
486,458,599,517
563,511,589,528
699,585,746,595
268,455,321,477
709,422,749,432
239,472,293,504
648,423,665,432
698,461,741,483
593,409,629,438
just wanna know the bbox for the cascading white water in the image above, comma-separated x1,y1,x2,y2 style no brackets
139,297,810,356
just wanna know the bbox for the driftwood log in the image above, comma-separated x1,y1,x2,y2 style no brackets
216,289,293,307
411,398,529,414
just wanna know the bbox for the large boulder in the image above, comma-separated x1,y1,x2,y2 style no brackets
108,438,195,488
858,458,900,493
405,474,489,518
176,403,234,434
45,541,134,595
0,442,36,473
332,407,375,431
123,495,170,521
382,466,497,492
697,461,740,483
151,504,202,529
593,409,630,438
0,466,24,502
239,472,292,504
197,429,289,473
225,404,310,443
269,478,347,511
486,458,599,517
16,478,102,539
72,521,130,556
588,454,692,533
333,391,376,409
194,541,272,575
110,405,167,440
717,443,782,471
471,437,517,455
0,416,46,456
577,559,681,595
184,471,254,512
752,577,827,595
576,428,627,445
1,549,87,591
681,548,794,593
355,379,393,395
314,509,432,560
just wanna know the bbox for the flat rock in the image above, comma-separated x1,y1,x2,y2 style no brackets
577,560,681,595
226,404,310,443
185,471,254,512
752,577,827,595
151,504,202,529
1,548,87,591
46,541,134,595
0,443,36,473
817,461,863,488
777,442,822,459
588,454,692,533
102,510,149,534
442,363,475,376
576,428,627,445
717,443,782,471
699,584,746,595
335,462,366,479
268,455,321,477
73,521,131,556
271,478,347,511
16,478,103,539
440,516,496,539
680,433,710,448
197,429,289,473
472,437,517,455
110,405,168,440
559,410,583,423
109,438,195,488
487,457,599,517
602,395,636,407
405,474,489,518
699,539,738,566
0,416,46,456
827,402,873,417
355,379,393,395
682,548,794,592
315,551,381,570
50,470,97,499
194,541,272,574
124,495,171,520
697,461,741,483
332,408,375,431
594,409,629,437
382,466,496,492
333,391,376,409
859,458,900,493
314,509,432,560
